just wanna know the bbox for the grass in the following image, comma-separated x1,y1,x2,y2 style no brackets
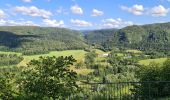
126,49,142,53
0,49,106,75
18,50,87,66
0,49,107,75
139,58,168,66
74,68,94,75
17,50,95,75
0,49,107,67
0,51,22,56
117,53,124,56
0,50,96,75
95,49,106,55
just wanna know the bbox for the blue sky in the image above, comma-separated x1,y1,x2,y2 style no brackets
0,0,170,30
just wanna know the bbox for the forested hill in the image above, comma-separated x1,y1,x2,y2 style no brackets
112,23,170,52
85,22,170,53
1,22,170,55
83,29,118,50
0,26,87,55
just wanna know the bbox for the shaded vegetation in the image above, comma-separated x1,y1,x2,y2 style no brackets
85,23,170,54
0,26,87,55
0,54,23,66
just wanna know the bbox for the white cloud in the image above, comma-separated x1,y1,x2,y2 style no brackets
121,4,144,15
43,19,64,27
0,9,5,18
102,18,133,28
70,5,83,15
150,5,169,16
0,19,38,26
14,6,52,18
22,0,32,2
91,9,104,16
70,19,92,27
121,4,169,17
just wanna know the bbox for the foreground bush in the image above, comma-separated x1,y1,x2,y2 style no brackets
0,56,80,100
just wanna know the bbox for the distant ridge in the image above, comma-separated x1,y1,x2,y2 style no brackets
0,26,87,55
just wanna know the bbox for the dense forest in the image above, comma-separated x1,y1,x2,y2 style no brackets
0,26,87,55
84,22,170,55
83,29,117,49
0,22,170,56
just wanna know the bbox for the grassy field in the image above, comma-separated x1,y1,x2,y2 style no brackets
139,58,168,66
0,49,167,67
0,49,107,75
18,50,87,66
0,51,22,56
126,49,142,53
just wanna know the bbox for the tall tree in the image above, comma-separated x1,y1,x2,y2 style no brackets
18,56,79,99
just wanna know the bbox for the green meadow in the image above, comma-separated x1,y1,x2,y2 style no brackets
139,58,168,66
18,50,87,66
0,51,22,56
0,49,168,67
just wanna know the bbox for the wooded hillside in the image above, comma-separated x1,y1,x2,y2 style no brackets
0,26,87,55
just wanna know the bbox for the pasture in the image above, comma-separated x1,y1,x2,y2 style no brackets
0,51,22,56
126,49,142,53
139,58,168,66
18,50,87,66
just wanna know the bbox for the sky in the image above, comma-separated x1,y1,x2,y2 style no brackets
0,0,170,30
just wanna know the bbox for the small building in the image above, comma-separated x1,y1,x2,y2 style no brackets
98,53,109,57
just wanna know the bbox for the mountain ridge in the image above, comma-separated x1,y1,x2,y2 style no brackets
0,22,170,54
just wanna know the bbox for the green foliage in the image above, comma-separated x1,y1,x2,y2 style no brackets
136,63,162,81
132,59,170,99
85,23,170,54
162,59,170,81
84,29,117,50
84,50,97,67
82,50,140,83
0,54,23,66
18,56,80,99
0,26,87,55
0,73,16,100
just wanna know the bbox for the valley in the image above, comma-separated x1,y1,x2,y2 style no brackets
1,0,170,99
0,25,170,99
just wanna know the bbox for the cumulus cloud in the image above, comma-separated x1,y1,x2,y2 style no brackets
70,19,92,27
0,19,38,26
22,0,32,2
0,9,5,18
43,19,64,27
121,4,169,17
121,4,144,15
102,18,133,28
149,5,169,16
14,6,52,18
70,5,83,15
91,9,104,16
